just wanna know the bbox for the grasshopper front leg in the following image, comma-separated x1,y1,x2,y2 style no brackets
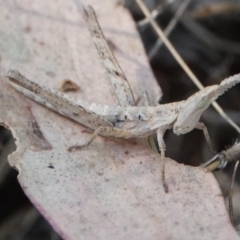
195,122,215,154
157,126,169,193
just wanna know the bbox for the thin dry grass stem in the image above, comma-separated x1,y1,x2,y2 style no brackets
148,0,191,59
229,160,239,226
137,0,172,28
202,154,227,171
135,0,240,134
202,141,240,171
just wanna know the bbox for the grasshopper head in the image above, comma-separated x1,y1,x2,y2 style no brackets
173,85,218,135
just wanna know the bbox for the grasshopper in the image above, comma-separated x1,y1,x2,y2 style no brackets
7,6,240,193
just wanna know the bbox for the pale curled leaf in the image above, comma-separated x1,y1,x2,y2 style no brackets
0,0,238,239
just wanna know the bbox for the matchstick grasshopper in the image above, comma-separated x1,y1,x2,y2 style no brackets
7,6,240,193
